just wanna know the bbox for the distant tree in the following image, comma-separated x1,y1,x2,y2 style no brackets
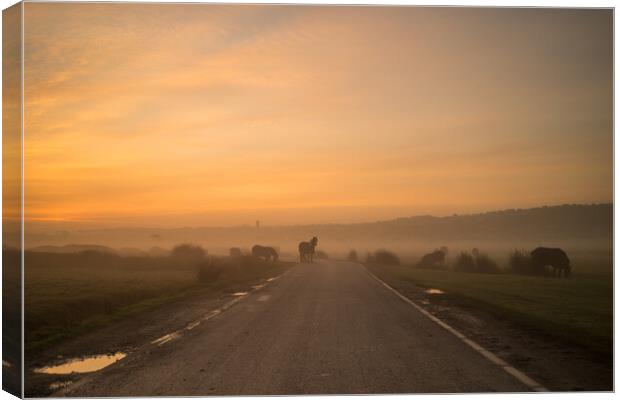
229,247,242,257
347,249,359,262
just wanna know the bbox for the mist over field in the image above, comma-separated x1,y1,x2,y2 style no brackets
17,203,612,262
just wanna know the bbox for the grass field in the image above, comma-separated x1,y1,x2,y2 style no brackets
22,248,290,355
369,251,612,355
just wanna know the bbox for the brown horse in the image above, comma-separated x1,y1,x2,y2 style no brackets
251,245,279,262
531,247,571,277
298,237,318,263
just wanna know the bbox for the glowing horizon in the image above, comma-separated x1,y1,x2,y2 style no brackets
20,5,612,228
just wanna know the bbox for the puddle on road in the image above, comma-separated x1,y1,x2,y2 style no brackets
34,353,126,375
425,288,445,295
232,292,248,296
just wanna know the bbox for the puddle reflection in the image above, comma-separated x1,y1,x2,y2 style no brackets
425,288,445,295
34,353,126,374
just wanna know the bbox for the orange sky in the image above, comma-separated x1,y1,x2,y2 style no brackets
20,4,612,227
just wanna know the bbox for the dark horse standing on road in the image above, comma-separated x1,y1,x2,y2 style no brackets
531,247,571,277
252,245,279,262
298,237,318,263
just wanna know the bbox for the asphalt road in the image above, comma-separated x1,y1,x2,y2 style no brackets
61,261,530,396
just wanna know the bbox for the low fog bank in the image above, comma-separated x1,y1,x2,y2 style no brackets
18,204,612,261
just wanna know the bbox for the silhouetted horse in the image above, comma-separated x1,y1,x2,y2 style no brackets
531,247,571,277
251,245,278,262
298,237,318,263
417,250,446,269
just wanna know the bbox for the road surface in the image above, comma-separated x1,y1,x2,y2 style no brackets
61,261,531,396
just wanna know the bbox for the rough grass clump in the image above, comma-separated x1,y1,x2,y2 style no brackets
475,254,499,273
374,250,400,266
454,250,499,274
509,249,538,275
197,259,223,283
454,252,476,272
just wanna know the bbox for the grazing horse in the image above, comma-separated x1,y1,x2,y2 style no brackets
298,237,318,263
417,250,446,269
531,247,571,277
251,245,279,262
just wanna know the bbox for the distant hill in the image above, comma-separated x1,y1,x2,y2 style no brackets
29,244,117,254
28,244,150,257
24,204,612,254
359,203,612,242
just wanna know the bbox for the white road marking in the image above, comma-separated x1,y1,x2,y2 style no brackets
151,331,182,346
361,264,548,392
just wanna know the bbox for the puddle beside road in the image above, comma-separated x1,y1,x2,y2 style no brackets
425,288,445,295
34,353,126,375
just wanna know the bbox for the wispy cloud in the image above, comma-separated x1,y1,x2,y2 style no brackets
21,4,612,226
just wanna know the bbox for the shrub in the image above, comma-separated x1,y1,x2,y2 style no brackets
374,250,400,266
347,250,358,262
197,255,278,285
171,244,207,267
475,254,499,273
454,250,499,274
509,249,531,274
508,249,547,275
454,252,476,272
